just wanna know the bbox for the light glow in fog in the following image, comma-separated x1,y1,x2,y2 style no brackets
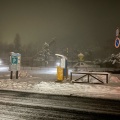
0,59,2,65
0,67,9,71
56,62,60,66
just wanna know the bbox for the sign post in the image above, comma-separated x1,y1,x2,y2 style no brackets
115,27,120,48
9,52,21,79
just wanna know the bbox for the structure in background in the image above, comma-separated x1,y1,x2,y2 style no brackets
73,53,85,71
78,53,84,62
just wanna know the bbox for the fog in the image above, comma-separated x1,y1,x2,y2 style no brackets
0,0,120,59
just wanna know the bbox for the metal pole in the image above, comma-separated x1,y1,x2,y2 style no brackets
88,74,89,83
106,74,108,84
70,72,72,81
10,71,13,79
16,71,18,79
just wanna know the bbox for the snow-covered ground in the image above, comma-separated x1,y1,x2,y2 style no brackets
0,67,120,100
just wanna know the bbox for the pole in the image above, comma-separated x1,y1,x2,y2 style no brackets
10,71,13,79
16,71,18,79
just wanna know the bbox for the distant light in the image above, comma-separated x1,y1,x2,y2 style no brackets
0,67,9,71
0,59,2,65
56,62,60,66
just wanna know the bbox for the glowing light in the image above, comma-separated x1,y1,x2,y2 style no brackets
0,67,9,71
56,62,60,66
0,59,2,65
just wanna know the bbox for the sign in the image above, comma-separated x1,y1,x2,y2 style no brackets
9,52,21,71
78,53,84,61
115,37,120,48
11,56,18,64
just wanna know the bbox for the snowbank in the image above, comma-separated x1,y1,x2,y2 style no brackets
0,70,120,100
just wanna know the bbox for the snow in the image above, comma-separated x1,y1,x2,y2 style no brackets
0,67,120,100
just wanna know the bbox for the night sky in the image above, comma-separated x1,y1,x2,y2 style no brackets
0,0,120,50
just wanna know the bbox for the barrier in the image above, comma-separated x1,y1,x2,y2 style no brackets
70,72,109,84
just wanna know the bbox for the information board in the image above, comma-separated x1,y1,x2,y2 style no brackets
9,52,21,71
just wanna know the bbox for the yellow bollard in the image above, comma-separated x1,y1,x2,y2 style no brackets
57,66,64,81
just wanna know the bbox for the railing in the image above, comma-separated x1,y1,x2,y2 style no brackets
70,72,109,84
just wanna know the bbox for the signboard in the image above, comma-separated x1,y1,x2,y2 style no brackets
115,37,120,48
9,52,21,71
11,56,18,64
